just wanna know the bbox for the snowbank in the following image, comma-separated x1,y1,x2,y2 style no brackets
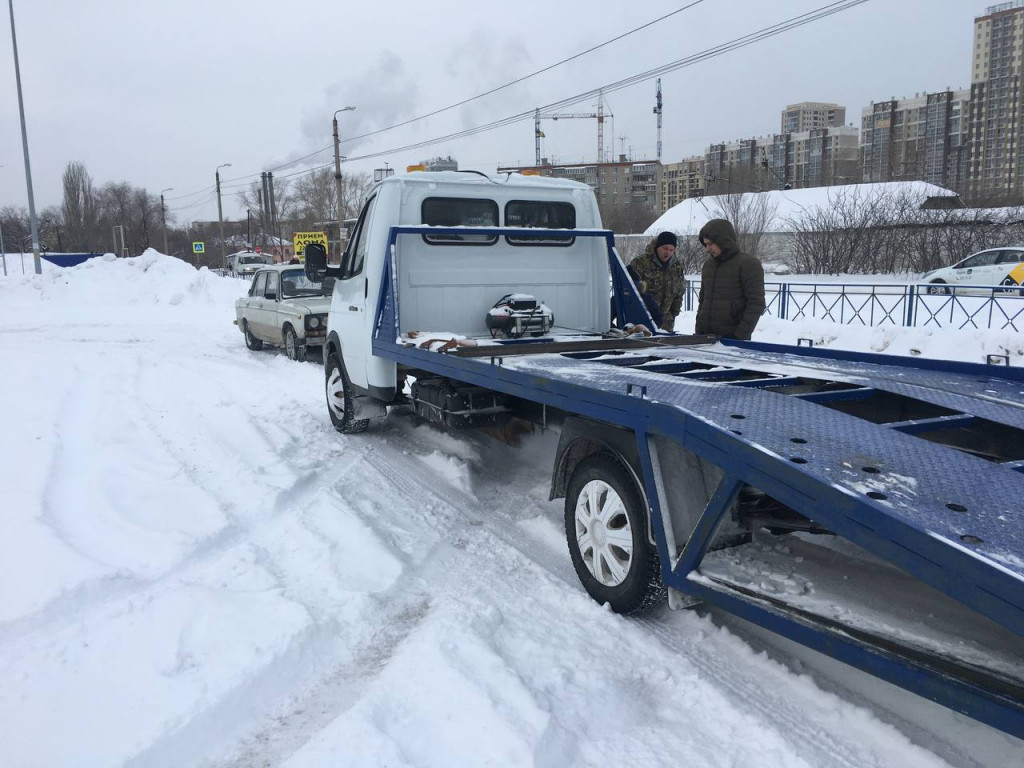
0,253,1017,767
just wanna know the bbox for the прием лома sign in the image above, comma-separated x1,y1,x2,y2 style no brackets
292,231,328,262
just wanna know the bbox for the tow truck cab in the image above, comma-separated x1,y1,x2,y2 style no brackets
311,171,608,405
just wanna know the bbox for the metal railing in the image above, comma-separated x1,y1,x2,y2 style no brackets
684,281,1024,332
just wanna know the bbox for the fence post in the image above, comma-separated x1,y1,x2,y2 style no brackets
779,283,788,320
905,285,915,327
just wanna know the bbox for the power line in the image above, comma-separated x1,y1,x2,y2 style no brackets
171,0,871,206
163,2,709,201
340,0,870,164
341,0,707,145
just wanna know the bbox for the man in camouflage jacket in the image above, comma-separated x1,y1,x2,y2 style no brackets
630,231,686,331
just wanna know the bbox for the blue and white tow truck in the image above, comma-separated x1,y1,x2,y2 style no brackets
304,171,1024,738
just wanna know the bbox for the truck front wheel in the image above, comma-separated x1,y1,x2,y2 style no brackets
564,454,665,614
326,353,369,434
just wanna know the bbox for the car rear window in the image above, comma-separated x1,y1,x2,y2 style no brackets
504,200,576,246
421,197,498,245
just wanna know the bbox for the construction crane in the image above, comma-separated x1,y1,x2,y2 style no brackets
533,92,609,166
653,78,663,162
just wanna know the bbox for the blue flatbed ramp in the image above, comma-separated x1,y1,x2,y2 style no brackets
368,226,1024,735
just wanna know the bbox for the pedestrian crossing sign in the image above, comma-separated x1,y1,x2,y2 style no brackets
193,242,205,254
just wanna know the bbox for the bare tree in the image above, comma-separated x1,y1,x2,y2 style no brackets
38,206,64,251
61,161,98,251
599,200,658,235
236,177,295,253
0,206,29,252
711,192,778,259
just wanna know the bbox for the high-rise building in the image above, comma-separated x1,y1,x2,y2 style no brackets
966,1,1024,199
781,102,846,133
661,156,706,210
861,90,970,187
422,156,459,172
495,157,663,212
701,126,858,194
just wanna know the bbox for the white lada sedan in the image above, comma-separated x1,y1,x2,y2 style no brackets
234,265,330,361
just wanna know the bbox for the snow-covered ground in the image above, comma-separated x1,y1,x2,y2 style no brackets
1,252,1020,767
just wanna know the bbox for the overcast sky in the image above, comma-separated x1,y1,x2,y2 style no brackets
0,0,994,225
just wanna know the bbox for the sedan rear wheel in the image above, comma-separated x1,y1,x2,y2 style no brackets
926,280,950,295
243,319,263,350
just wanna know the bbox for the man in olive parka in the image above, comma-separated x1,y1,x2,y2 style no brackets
695,218,765,340
630,231,686,331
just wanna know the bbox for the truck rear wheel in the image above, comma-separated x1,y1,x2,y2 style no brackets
326,353,369,434
564,454,665,614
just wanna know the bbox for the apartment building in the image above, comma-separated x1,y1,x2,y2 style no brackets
861,90,970,187
702,126,858,193
966,1,1024,199
496,157,663,211
781,102,846,133
661,156,706,210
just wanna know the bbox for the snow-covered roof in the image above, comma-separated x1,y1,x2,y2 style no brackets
646,181,960,236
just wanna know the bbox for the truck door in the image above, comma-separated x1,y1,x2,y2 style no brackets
332,194,378,389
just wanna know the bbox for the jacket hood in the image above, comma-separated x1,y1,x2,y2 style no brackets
697,219,739,255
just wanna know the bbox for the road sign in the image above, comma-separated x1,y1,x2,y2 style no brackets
192,242,205,254
254,246,262,254
293,231,328,262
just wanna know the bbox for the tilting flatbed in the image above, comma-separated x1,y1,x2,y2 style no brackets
354,225,1024,737
305,171,1023,741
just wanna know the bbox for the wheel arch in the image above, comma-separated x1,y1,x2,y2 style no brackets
551,416,653,544
324,330,344,364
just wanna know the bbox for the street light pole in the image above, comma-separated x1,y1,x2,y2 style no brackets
333,106,356,256
7,0,41,275
160,187,173,255
215,163,231,268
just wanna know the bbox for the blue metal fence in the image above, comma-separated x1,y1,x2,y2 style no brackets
684,281,1024,332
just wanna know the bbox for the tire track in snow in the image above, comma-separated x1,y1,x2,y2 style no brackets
0,356,369,645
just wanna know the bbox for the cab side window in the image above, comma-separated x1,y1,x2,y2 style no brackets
251,272,267,296
342,194,377,279
997,250,1024,264
264,271,280,298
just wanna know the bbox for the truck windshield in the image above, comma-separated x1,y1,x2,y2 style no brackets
280,269,322,298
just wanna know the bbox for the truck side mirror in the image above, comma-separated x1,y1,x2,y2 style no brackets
304,243,328,283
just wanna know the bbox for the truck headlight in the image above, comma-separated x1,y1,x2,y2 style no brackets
309,316,321,329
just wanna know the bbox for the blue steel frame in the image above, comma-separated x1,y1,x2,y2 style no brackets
368,226,1024,738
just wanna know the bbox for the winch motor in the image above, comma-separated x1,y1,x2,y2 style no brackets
485,293,554,339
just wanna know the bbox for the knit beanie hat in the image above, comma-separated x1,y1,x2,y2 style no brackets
655,231,678,249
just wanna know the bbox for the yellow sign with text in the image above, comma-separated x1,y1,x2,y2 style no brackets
292,231,328,262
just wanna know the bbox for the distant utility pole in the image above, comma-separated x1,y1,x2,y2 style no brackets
333,106,356,256
653,78,663,162
216,163,231,267
160,187,173,255
7,0,41,275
